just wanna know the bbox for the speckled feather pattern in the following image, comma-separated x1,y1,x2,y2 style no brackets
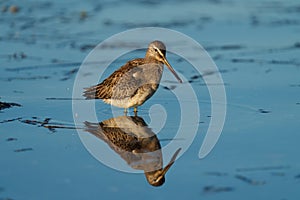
83,41,179,109
84,116,162,170
83,58,163,108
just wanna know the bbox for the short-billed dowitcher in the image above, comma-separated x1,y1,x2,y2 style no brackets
84,115,181,186
83,40,182,113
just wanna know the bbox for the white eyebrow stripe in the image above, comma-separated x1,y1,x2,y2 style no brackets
156,48,165,58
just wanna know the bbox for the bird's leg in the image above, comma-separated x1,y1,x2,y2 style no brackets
133,107,138,116
124,108,128,115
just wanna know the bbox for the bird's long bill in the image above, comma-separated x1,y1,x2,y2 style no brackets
161,148,182,177
163,57,183,83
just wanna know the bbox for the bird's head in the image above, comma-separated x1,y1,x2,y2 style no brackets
146,41,182,83
144,148,181,187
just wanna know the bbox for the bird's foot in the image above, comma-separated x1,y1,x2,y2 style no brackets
124,108,128,115
133,107,138,116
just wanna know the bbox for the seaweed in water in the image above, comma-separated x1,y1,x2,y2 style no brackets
6,138,18,142
0,101,21,110
236,165,290,172
190,75,202,80
80,44,96,52
20,117,78,132
60,68,79,81
203,185,234,194
258,108,271,114
14,148,33,153
206,44,245,51
5,76,51,82
271,172,285,177
235,174,266,185
163,85,177,90
289,84,300,87
204,172,228,176
0,117,22,124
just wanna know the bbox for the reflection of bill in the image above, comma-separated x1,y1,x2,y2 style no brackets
84,115,181,187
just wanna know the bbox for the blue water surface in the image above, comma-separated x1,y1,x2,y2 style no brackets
1,0,300,199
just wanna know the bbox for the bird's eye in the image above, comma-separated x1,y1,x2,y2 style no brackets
154,48,158,52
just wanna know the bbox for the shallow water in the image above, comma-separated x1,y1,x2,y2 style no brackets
1,0,300,199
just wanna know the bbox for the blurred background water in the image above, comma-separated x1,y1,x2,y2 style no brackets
0,0,300,199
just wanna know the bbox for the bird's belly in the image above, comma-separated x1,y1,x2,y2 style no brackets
103,84,158,108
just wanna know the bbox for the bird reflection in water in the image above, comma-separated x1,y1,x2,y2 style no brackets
84,115,181,187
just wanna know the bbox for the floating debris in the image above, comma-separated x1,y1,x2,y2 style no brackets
0,117,22,124
0,197,14,200
2,52,28,60
231,58,300,67
202,71,216,76
265,68,272,73
203,185,234,194
231,58,255,63
269,59,299,66
79,11,88,20
250,15,260,26
6,138,18,142
289,84,300,87
258,108,271,114
80,44,96,52
14,148,33,153
220,45,244,50
13,90,24,94
123,19,195,29
45,97,84,100
60,68,78,81
103,19,113,26
190,75,202,80
176,57,185,63
236,165,290,172
294,42,300,48
5,62,82,72
204,172,228,176
1,5,8,12
163,85,177,90
13,52,26,59
270,19,300,26
5,76,50,82
206,44,245,51
0,198,14,200
235,174,266,185
0,101,21,110
9,5,19,14
20,117,78,132
271,172,285,176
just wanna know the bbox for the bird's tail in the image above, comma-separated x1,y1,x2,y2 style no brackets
83,85,98,99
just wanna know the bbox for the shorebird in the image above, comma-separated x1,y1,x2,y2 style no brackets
84,115,181,186
83,40,182,113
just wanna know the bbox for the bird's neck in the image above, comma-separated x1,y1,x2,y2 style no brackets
144,55,163,64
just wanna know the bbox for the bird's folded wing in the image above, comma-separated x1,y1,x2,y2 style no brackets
84,59,146,99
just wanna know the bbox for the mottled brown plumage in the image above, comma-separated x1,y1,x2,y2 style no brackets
84,115,181,187
83,41,182,112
